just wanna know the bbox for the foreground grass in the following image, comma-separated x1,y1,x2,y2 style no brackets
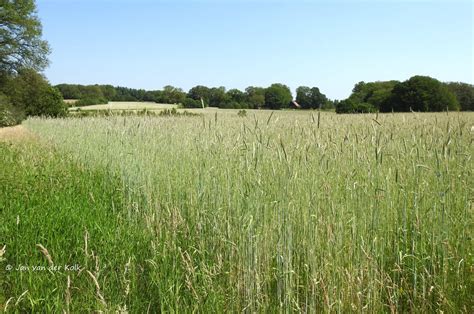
0,141,162,312
2,111,473,311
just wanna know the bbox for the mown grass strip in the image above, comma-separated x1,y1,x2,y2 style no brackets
0,141,160,312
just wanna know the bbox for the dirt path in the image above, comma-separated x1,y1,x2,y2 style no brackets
0,125,35,142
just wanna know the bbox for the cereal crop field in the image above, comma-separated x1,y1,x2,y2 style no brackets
1,111,473,312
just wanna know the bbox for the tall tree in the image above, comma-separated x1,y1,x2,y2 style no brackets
264,83,292,110
0,0,50,74
245,86,265,109
209,86,230,107
4,68,65,117
349,80,398,111
446,82,474,111
187,85,211,106
295,86,311,108
296,86,328,109
383,76,459,112
161,85,186,104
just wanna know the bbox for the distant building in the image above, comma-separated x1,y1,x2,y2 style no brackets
290,100,301,109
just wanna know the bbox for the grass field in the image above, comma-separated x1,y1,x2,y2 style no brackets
1,111,473,312
69,101,178,111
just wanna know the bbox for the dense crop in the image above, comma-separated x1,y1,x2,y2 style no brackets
2,111,473,312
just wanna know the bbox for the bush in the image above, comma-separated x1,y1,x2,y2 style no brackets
0,93,25,126
237,109,247,117
183,97,202,108
3,69,67,117
335,99,376,113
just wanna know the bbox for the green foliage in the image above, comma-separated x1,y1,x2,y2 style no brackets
227,88,246,104
0,0,50,73
382,76,459,112
339,77,461,114
320,99,335,110
446,82,474,111
264,83,292,109
160,85,186,104
3,69,66,117
296,86,328,109
0,93,24,126
208,86,230,107
245,86,265,109
158,108,200,117
348,80,398,111
335,99,376,113
237,109,247,117
183,97,202,108
187,85,211,105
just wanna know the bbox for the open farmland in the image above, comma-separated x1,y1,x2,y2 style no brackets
69,101,178,111
1,111,473,312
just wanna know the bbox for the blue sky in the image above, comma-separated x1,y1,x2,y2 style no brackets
37,0,473,100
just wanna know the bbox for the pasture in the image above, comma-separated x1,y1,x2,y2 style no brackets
68,101,178,111
1,111,473,312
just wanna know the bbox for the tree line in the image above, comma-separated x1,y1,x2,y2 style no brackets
56,77,473,114
1,0,473,127
336,76,473,113
55,83,335,110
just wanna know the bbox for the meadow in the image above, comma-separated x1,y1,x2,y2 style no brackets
68,101,179,111
1,110,473,312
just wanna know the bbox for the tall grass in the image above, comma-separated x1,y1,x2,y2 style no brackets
2,111,473,311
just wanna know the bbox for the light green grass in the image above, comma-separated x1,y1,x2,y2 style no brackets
2,111,473,311
69,101,178,111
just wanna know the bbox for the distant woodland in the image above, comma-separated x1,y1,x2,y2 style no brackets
55,78,473,113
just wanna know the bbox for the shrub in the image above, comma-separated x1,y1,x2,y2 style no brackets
183,97,202,108
237,109,247,117
0,93,25,126
335,99,376,113
3,69,67,117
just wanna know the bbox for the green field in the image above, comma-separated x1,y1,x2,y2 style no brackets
1,111,473,312
69,101,179,111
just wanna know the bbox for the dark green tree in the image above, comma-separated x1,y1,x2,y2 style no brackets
4,68,65,117
245,86,265,109
0,0,50,74
335,98,375,113
55,84,81,99
182,97,201,108
295,86,311,108
383,76,459,112
227,88,245,104
209,86,230,107
187,85,211,106
100,84,117,101
160,85,185,104
264,83,292,110
296,86,328,109
348,80,398,110
446,82,474,111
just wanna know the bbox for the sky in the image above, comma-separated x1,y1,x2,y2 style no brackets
36,0,473,100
